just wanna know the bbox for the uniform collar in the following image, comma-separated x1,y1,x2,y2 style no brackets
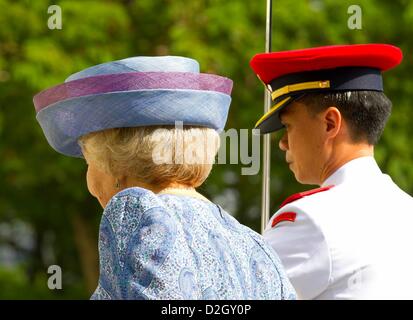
321,156,382,187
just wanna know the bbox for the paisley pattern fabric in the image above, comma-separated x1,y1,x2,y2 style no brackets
91,187,296,300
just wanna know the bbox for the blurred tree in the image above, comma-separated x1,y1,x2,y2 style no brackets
0,0,411,298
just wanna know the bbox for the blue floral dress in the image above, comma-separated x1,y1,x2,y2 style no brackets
91,187,296,300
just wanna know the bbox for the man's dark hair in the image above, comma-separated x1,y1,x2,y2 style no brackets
297,91,392,145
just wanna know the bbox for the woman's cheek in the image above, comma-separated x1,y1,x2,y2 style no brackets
86,167,98,198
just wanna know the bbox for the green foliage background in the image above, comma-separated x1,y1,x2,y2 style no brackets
0,0,411,298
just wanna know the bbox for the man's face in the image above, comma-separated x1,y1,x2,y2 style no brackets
278,100,327,185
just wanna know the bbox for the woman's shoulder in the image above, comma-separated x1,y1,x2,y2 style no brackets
104,186,162,216
95,187,183,299
101,187,172,242
110,186,159,204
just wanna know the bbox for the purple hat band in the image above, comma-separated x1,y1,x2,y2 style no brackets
34,72,232,112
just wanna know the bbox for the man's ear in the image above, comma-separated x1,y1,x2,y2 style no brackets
323,106,342,138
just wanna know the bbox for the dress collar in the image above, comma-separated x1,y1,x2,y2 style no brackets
322,156,382,187
158,187,211,203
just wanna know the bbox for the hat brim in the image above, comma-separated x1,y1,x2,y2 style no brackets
36,89,231,158
254,94,303,134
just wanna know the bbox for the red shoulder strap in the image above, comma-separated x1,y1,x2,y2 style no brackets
271,212,297,228
279,185,335,208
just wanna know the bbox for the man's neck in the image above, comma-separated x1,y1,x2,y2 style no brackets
319,143,374,186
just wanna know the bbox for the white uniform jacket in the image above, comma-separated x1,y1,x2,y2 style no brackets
264,156,413,299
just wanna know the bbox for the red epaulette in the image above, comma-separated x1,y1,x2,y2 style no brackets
279,185,335,209
271,212,297,228
271,185,334,228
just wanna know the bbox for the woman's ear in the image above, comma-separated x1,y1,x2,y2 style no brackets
323,106,342,138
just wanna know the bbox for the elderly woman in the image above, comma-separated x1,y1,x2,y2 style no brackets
33,56,295,300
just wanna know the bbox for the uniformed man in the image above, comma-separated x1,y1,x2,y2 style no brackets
250,44,413,299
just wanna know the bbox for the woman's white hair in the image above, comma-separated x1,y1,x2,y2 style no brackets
78,126,220,188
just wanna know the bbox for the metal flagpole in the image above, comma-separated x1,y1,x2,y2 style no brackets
261,0,273,234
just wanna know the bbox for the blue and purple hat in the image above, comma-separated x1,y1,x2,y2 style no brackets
250,44,402,133
33,56,233,158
